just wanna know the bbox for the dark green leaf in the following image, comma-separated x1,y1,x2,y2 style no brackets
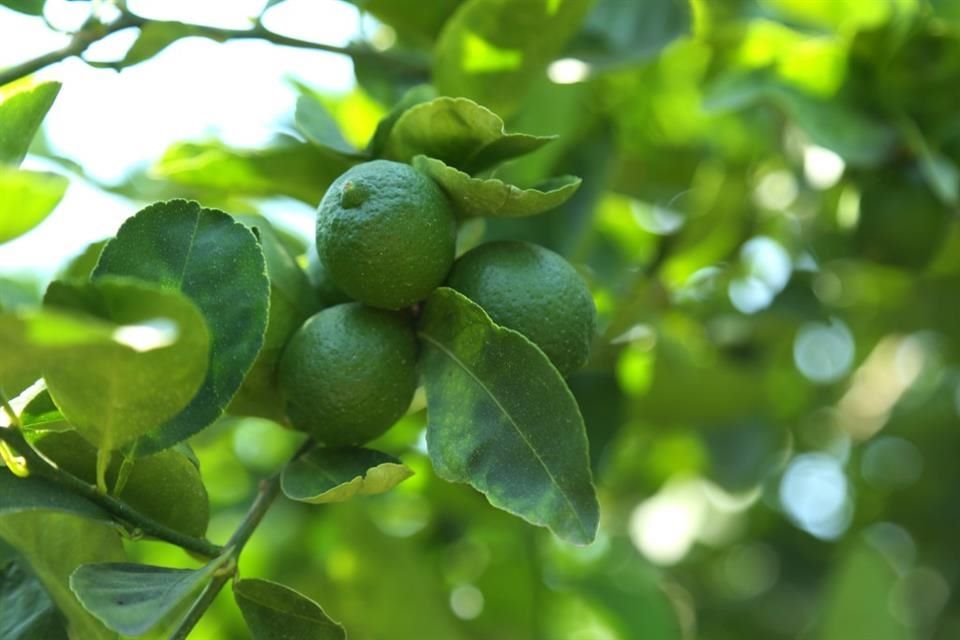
295,94,362,157
0,168,67,244
383,96,554,172
0,0,45,15
0,561,69,640
0,513,124,640
576,0,691,66
42,277,210,453
94,200,270,453
281,447,413,504
414,155,581,218
229,215,317,423
234,578,346,640
0,469,112,523
418,288,598,545
155,141,354,204
70,557,228,636
0,82,61,166
434,0,593,116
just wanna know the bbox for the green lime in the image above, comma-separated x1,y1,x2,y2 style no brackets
446,241,596,376
278,303,417,445
316,159,456,309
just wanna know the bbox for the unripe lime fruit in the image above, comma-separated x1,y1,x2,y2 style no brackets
316,160,457,309
446,241,595,376
278,303,417,446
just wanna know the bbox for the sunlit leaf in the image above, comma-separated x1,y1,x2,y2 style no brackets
295,93,363,157
281,447,413,504
414,155,581,218
419,288,598,545
0,81,60,165
0,167,67,244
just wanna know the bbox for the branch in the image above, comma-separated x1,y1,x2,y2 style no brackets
169,439,314,640
0,426,223,558
0,10,429,89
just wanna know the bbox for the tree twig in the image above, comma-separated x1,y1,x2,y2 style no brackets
0,426,223,558
0,9,429,89
168,438,314,640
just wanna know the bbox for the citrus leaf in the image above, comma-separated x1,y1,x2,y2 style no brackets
0,513,124,640
413,155,581,218
234,578,346,640
418,287,599,545
229,215,317,423
42,276,211,453
94,200,270,453
295,94,363,158
0,561,69,640
100,21,211,69
33,430,210,538
368,84,437,158
383,96,554,173
155,141,355,204
434,0,593,116
0,167,67,244
0,469,113,523
70,556,229,637
0,81,60,166
281,447,414,504
0,0,45,16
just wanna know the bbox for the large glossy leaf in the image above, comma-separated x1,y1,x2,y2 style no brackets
383,96,554,172
234,578,346,640
94,200,270,453
33,430,210,538
418,288,598,545
70,556,229,637
0,167,68,244
0,560,69,640
155,141,354,204
281,447,413,504
414,155,581,218
434,0,593,116
41,277,210,453
229,215,317,422
0,513,124,640
0,82,60,165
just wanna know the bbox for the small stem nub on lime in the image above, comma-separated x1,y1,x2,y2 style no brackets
339,180,368,209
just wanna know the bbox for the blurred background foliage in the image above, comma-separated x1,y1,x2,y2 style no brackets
3,0,960,638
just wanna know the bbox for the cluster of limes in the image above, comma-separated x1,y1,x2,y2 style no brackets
278,160,596,446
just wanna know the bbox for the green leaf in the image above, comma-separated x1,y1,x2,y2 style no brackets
434,0,593,116
42,277,211,453
155,141,355,204
368,84,438,158
0,513,124,640
413,155,581,218
383,96,555,172
344,0,463,47
33,430,210,538
112,21,210,69
94,200,270,453
234,578,346,640
818,541,909,640
57,239,108,281
70,556,229,637
295,94,362,157
418,288,598,545
0,167,68,244
0,82,61,166
0,469,113,523
576,0,691,66
229,215,318,423
281,447,414,504
0,561,69,640
0,0,45,16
